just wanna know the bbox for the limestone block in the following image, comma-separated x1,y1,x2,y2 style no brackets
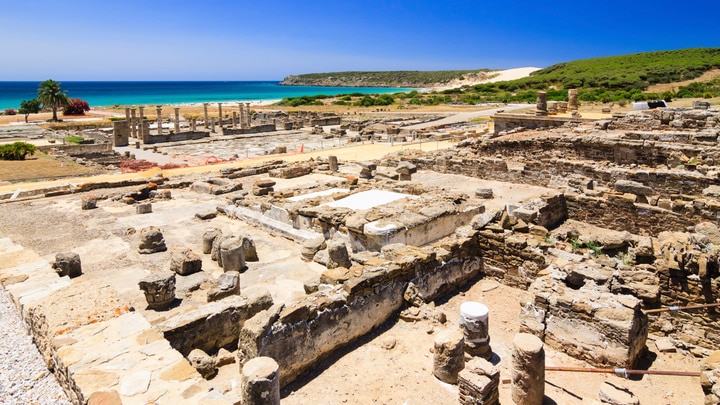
81,196,97,210
138,271,176,310
188,348,217,379
136,203,152,214
195,209,217,220
138,226,167,254
475,188,494,199
458,357,500,405
207,271,240,302
614,180,653,196
220,237,245,272
433,328,465,384
241,234,259,262
301,236,326,261
52,252,82,278
511,333,545,405
327,241,352,269
396,161,417,175
170,248,202,276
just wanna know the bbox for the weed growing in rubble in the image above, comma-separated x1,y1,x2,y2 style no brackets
585,241,603,257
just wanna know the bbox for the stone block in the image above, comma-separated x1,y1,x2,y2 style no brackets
52,252,82,278
138,226,167,254
136,203,152,214
614,180,653,196
207,271,240,302
170,248,202,276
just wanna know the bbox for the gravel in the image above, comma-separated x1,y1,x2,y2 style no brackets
0,285,71,405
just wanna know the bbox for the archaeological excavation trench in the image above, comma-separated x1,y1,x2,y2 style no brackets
1,102,720,404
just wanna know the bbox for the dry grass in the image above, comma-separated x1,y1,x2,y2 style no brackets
645,68,720,93
0,153,103,183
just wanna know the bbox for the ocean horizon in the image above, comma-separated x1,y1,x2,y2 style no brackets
0,81,415,110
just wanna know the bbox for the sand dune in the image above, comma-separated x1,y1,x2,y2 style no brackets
430,66,542,91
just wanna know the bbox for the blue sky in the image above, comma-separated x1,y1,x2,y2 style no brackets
1,0,718,81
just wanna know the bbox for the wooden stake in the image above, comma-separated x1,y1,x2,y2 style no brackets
643,302,720,314
546,366,700,377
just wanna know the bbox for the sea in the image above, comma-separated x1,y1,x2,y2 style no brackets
0,81,415,110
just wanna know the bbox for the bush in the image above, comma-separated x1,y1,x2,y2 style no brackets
0,142,36,160
63,98,90,115
4,108,17,115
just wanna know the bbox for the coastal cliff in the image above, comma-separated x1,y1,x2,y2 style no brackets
279,70,493,88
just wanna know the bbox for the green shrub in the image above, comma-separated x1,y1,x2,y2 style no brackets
65,136,84,144
0,142,37,160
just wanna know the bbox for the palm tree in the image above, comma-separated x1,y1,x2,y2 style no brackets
37,79,70,122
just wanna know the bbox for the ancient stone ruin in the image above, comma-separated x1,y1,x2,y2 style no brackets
0,103,719,404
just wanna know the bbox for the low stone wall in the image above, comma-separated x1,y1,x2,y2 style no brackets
492,113,594,134
143,131,209,144
221,124,276,135
37,142,113,155
238,232,484,386
309,116,341,127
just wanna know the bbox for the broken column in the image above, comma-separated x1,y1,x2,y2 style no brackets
130,108,137,137
245,102,251,127
459,357,500,405
218,103,223,129
210,117,216,133
328,156,338,172
232,111,238,127
460,302,491,359
156,105,163,135
138,226,167,254
138,271,176,310
511,333,545,405
241,235,259,262
52,252,82,278
239,103,246,129
138,106,145,139
191,118,197,132
568,89,578,111
203,103,209,128
535,91,548,116
241,356,280,405
203,228,221,254
220,237,245,272
174,107,180,133
433,328,465,384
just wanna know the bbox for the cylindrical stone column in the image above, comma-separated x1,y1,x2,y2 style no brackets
211,117,216,133
156,106,163,135
202,228,221,254
218,103,223,128
191,118,197,132
138,106,145,139
241,357,280,405
568,89,578,111
245,103,251,127
124,107,130,123
328,156,338,172
203,103,209,128
460,302,491,358
536,91,547,115
220,237,245,272
433,328,465,384
239,103,245,129
174,107,180,133
130,108,137,137
511,333,545,405
232,111,238,127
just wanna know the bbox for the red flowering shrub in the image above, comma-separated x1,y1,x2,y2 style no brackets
63,98,90,115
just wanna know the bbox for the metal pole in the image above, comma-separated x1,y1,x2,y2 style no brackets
546,366,700,378
643,302,720,314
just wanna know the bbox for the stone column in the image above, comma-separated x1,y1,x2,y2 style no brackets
138,106,145,140
328,156,338,172
239,103,245,129
124,107,130,123
156,106,163,135
138,271,176,310
241,357,280,405
220,237,245,272
202,228,221,254
535,91,548,116
191,118,197,132
433,328,465,384
211,117,216,133
245,103,251,127
511,333,545,405
218,103,223,129
568,89,578,111
174,107,180,134
460,302,491,358
130,108,137,138
203,103,209,128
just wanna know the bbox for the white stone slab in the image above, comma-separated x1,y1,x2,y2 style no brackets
324,190,415,210
288,188,350,202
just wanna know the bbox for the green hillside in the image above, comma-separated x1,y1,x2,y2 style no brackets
280,69,493,87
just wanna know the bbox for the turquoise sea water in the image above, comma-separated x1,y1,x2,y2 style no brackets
0,81,414,110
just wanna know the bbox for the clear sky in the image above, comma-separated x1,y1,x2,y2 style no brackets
1,0,718,81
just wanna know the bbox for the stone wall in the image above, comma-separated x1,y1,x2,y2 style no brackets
309,116,341,127
37,143,113,155
238,231,484,386
143,131,209,144
492,113,595,134
221,124,276,135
